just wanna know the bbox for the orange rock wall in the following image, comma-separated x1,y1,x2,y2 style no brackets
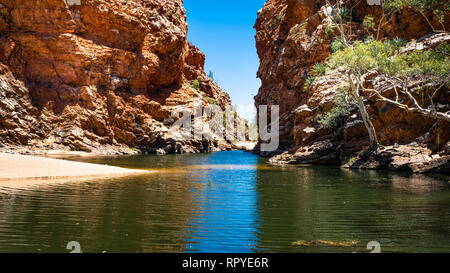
0,0,232,153
255,0,450,160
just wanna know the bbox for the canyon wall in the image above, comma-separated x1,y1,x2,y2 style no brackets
0,0,232,154
255,0,450,172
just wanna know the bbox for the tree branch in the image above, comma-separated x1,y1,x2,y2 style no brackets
363,86,450,123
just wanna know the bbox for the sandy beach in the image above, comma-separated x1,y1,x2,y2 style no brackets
0,153,150,181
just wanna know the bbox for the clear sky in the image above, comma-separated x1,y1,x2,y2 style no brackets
184,0,266,120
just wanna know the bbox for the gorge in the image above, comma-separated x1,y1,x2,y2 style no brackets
0,0,449,255
0,0,448,175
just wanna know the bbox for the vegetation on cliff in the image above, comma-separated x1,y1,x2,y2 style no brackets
323,0,450,150
256,0,449,172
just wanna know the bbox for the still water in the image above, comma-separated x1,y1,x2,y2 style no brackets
0,151,449,253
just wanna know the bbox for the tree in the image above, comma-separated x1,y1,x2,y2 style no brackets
327,39,450,122
382,0,449,33
323,0,450,151
324,0,380,150
208,71,214,81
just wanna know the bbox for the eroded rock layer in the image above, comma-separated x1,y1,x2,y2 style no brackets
255,0,450,173
0,0,232,154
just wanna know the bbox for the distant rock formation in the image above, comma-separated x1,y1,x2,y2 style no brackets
0,0,233,154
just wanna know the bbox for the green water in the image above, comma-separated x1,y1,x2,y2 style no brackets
0,151,449,253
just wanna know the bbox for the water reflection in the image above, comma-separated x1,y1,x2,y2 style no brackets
0,175,194,253
182,152,260,253
0,151,449,253
255,166,450,253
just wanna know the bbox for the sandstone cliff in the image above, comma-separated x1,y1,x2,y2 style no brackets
0,0,232,154
255,0,450,173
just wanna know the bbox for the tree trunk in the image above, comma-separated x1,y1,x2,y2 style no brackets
356,96,379,151
348,73,379,151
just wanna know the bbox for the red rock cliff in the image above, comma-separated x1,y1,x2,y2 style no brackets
255,0,450,172
0,0,232,154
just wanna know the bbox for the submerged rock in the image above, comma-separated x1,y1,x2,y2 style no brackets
292,240,359,248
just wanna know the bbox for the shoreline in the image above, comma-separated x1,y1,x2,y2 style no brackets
0,153,152,182
0,141,258,157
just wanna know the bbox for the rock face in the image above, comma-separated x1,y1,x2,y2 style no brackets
255,0,450,173
348,144,450,174
0,0,232,154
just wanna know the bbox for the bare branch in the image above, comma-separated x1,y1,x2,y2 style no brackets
325,0,351,47
363,86,450,123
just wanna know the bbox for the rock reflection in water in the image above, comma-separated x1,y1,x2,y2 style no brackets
391,175,449,193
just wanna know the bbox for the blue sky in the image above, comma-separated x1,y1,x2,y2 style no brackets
184,0,266,120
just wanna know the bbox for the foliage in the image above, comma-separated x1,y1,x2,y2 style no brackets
325,0,450,146
278,11,285,21
387,42,450,84
191,78,201,90
364,35,375,43
383,0,450,28
327,39,406,75
208,98,217,105
304,76,315,92
327,38,450,86
331,37,345,53
385,37,407,48
348,156,357,164
317,92,354,130
333,8,351,23
383,0,449,12
325,25,335,39
311,63,326,76
363,15,375,30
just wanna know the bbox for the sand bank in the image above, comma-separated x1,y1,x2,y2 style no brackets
0,153,150,181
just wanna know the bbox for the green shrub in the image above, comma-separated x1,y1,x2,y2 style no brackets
328,40,404,75
364,35,375,44
333,8,351,23
327,39,449,84
386,37,407,49
325,25,335,39
317,92,354,130
191,79,201,90
311,63,326,76
331,37,345,53
383,0,449,12
303,76,315,92
383,0,449,29
277,11,285,21
363,15,375,30
208,98,217,105
348,156,357,164
388,41,449,82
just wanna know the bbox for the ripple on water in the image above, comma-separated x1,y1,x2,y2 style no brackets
0,151,449,253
